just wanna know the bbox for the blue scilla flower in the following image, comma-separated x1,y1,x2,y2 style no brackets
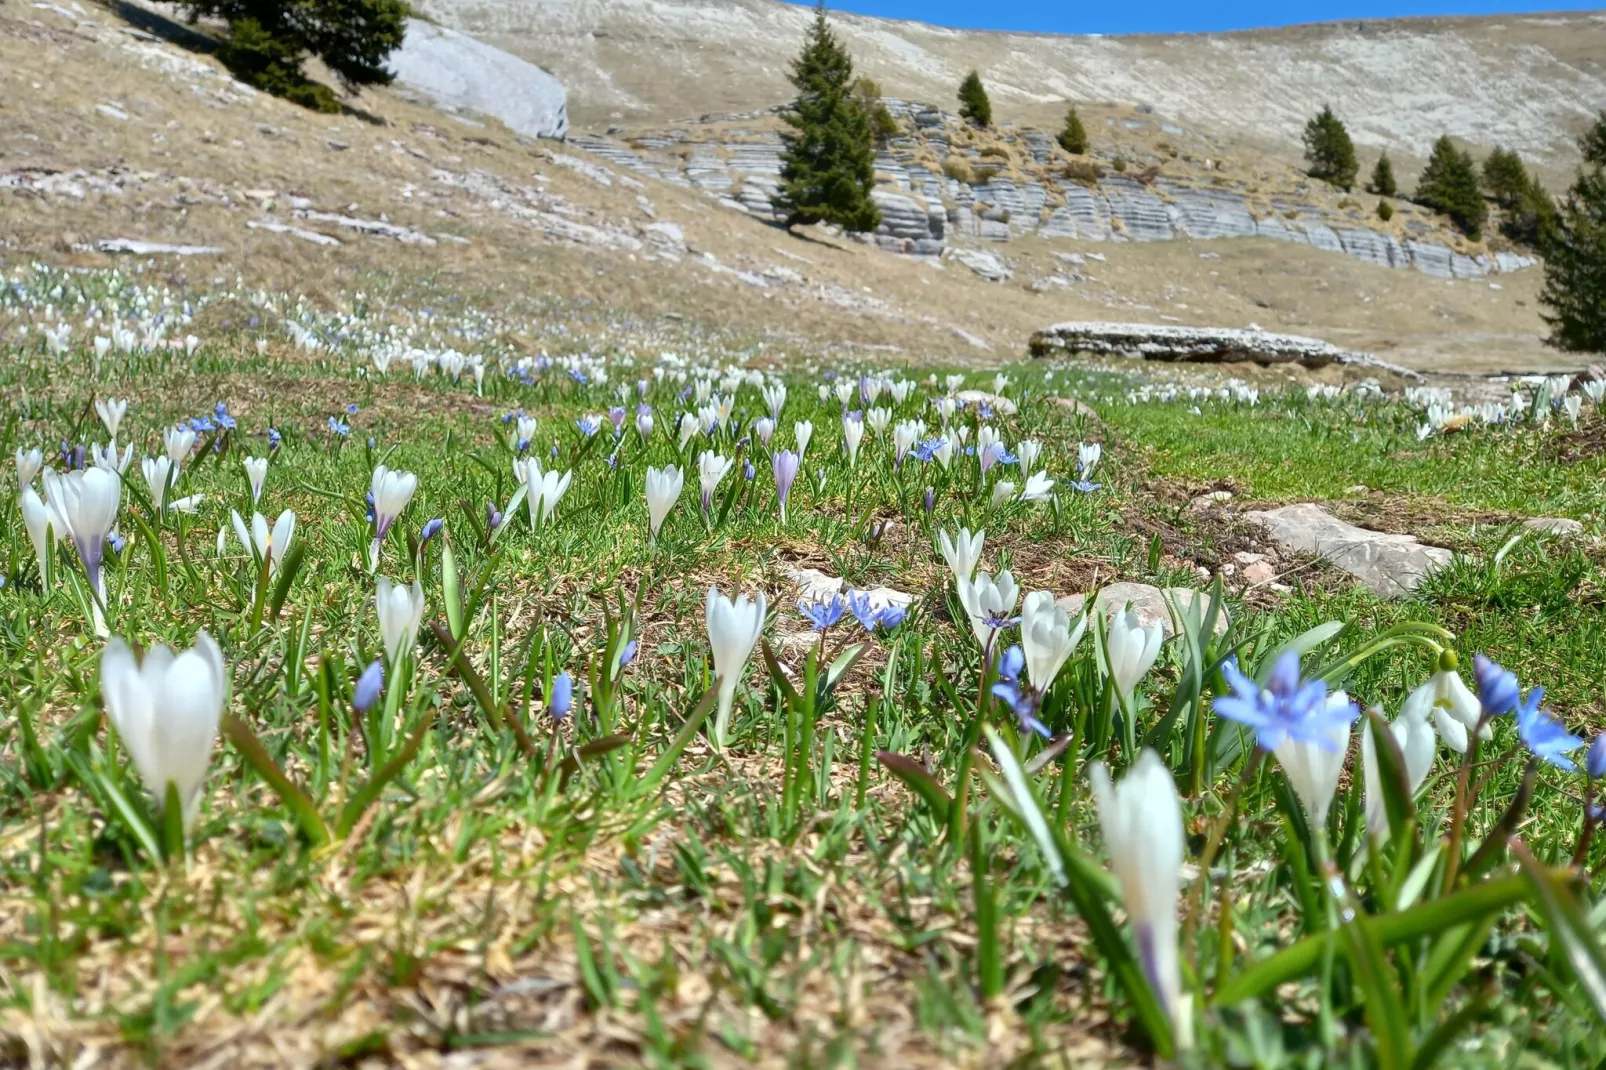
1215,650,1356,751
577,415,601,437
1069,479,1102,493
990,645,1049,738
1474,655,1520,718
353,660,384,712
914,438,946,463
419,517,444,543
214,402,237,430
346,403,359,416
1514,687,1583,771
549,671,574,719
845,590,879,631
268,428,282,450
617,639,638,670
800,595,847,632
1586,734,1606,780
328,416,350,436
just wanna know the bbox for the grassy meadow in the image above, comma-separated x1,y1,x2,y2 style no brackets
1,265,1604,1067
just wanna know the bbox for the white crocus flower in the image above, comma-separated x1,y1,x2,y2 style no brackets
1362,690,1436,841
524,462,573,527
95,398,128,440
706,585,767,747
1078,441,1102,477
993,372,1010,395
165,427,197,469
100,630,226,831
369,466,418,567
842,413,865,468
16,447,44,489
1020,591,1086,691
645,464,684,536
697,450,732,512
794,420,813,459
892,420,919,464
762,382,787,419
1091,749,1192,1051
1273,693,1355,829
938,526,984,585
243,456,268,505
677,412,699,451
231,509,296,571
20,486,61,581
92,441,133,474
142,456,174,510
866,407,891,436
990,481,1017,507
956,569,1019,651
375,576,425,665
1019,472,1055,501
43,467,121,634
835,380,856,407
1106,606,1163,697
1017,439,1042,477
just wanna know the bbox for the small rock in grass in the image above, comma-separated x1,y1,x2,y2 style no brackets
1055,581,1228,637
1523,517,1583,537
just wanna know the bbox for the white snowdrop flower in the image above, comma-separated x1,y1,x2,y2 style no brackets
1362,692,1436,842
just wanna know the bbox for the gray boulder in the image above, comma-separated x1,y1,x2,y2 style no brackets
1244,503,1451,597
389,19,568,140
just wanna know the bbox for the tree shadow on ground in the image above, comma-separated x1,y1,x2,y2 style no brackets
104,0,387,125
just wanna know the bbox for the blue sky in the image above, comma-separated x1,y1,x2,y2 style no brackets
806,0,1603,35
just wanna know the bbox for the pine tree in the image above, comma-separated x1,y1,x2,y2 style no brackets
1482,147,1531,209
1367,153,1397,197
958,71,992,128
1057,105,1089,154
1415,135,1487,240
185,0,407,112
1540,113,1606,354
852,77,900,142
774,3,881,233
1302,105,1358,190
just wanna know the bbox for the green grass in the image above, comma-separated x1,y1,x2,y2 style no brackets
1,267,1604,1066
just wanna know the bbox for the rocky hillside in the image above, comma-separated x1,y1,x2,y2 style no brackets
578,100,1538,282
415,0,1606,172
0,0,1577,375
